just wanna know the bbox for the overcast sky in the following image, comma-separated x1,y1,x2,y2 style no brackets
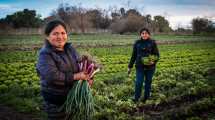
0,0,215,29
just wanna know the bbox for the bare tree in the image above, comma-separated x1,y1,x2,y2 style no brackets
52,3,92,33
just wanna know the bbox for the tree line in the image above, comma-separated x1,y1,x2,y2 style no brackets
0,4,214,35
0,9,43,29
46,3,172,34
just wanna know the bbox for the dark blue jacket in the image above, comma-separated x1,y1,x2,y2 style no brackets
128,38,160,69
36,40,79,97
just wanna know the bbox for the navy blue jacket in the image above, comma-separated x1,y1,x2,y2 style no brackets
36,40,79,97
128,38,160,69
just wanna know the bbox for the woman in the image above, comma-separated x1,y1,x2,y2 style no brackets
128,28,159,102
36,20,90,119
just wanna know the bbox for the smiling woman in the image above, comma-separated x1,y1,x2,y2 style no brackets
36,20,91,119
45,21,68,51
128,28,160,103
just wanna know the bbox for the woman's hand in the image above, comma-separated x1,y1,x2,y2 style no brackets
128,68,131,75
74,72,90,80
88,79,93,87
149,61,154,65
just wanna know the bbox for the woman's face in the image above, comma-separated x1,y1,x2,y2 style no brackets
47,25,68,50
140,31,150,40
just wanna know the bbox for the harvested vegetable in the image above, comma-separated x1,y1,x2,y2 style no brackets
142,55,158,65
62,54,100,120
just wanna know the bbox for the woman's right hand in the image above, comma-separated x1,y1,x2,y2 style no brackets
127,68,131,75
74,72,90,80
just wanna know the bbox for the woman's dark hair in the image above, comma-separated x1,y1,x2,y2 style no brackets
139,28,150,35
44,20,67,36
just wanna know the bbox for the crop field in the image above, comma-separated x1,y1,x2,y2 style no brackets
0,34,215,120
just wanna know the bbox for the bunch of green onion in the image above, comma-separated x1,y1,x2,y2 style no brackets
62,55,100,120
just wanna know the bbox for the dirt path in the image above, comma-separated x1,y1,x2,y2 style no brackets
0,39,214,51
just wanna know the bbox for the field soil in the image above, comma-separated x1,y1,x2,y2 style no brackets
0,104,41,120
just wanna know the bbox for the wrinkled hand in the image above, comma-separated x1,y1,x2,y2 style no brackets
74,72,90,80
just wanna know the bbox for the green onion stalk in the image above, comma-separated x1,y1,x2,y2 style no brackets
62,55,100,120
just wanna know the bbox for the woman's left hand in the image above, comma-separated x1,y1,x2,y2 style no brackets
88,79,93,87
149,61,154,65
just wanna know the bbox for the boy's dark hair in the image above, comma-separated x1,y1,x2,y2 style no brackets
139,28,150,35
44,20,67,36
